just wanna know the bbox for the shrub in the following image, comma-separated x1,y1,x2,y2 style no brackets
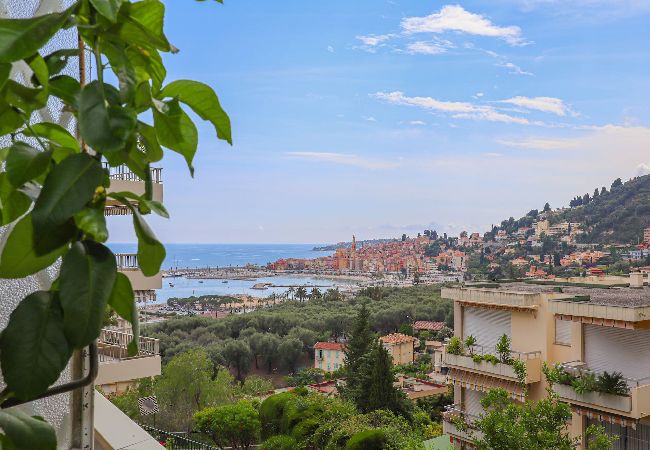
446,336,463,356
572,372,597,394
482,354,499,365
471,354,483,364
596,371,630,396
260,435,297,450
259,393,294,438
464,335,477,355
496,334,512,364
345,429,389,450
511,359,527,385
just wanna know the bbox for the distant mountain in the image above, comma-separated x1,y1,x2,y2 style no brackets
313,238,398,251
551,175,650,244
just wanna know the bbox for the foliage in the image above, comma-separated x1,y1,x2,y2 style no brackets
0,0,231,444
259,392,294,439
194,400,260,450
344,429,389,450
471,353,484,364
511,359,528,386
446,336,463,356
223,339,253,381
340,302,374,405
415,391,453,422
482,354,499,365
260,435,298,450
240,375,274,396
464,335,477,355
278,337,303,372
286,367,326,387
361,342,408,417
596,371,630,396
585,424,619,450
495,334,512,364
571,371,597,395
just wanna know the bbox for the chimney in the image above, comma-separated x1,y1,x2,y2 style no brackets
630,272,644,289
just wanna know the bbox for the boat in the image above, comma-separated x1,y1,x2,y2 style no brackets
222,280,228,283
199,280,204,283
169,282,174,287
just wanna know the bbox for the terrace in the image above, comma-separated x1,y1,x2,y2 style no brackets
442,404,483,445
551,361,650,419
115,253,162,292
104,164,163,212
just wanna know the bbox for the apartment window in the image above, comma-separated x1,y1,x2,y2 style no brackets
555,318,571,345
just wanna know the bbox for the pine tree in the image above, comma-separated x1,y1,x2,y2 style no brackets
341,302,373,404
364,342,398,412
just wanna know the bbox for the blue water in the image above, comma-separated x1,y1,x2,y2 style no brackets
108,243,345,302
108,243,333,270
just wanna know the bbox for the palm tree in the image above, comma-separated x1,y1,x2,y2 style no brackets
295,286,307,303
288,286,296,300
310,287,322,301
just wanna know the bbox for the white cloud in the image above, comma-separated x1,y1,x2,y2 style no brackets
409,120,426,125
497,61,533,76
499,96,571,116
637,163,650,176
497,137,580,150
355,34,394,49
484,152,503,157
401,5,527,46
405,41,448,55
327,45,334,53
372,91,531,125
362,116,377,122
286,152,399,170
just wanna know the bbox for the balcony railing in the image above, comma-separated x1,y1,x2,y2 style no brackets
444,343,542,383
98,329,160,362
116,253,139,270
103,163,163,184
552,361,650,418
442,404,483,443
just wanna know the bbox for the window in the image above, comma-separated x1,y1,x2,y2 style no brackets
555,318,571,345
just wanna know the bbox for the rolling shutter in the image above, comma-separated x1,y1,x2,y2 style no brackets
463,307,511,350
463,388,485,417
555,318,572,345
584,325,650,380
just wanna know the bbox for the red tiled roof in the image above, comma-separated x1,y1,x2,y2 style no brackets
413,321,445,331
314,342,345,350
380,333,417,344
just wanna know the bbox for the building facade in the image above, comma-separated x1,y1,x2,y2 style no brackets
314,342,346,372
441,276,650,449
380,333,416,365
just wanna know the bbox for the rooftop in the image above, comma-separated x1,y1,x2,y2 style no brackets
413,321,446,331
314,342,345,350
380,333,417,344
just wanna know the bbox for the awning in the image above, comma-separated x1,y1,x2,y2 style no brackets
456,300,537,314
446,368,526,402
556,314,638,330
572,405,638,430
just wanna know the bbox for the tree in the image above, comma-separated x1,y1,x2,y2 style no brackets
155,349,238,433
0,0,232,444
194,400,261,450
543,202,551,212
341,303,374,404
361,342,404,416
611,178,623,190
310,287,322,300
593,188,600,198
223,339,253,382
287,326,318,359
401,233,407,242
278,337,303,372
295,286,308,303
259,333,282,373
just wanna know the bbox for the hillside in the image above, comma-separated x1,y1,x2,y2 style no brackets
550,175,650,244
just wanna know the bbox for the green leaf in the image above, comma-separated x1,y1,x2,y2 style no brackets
108,273,139,356
4,79,48,112
59,241,116,347
153,98,197,174
43,48,78,77
90,0,124,23
74,207,108,242
32,153,103,233
5,142,52,187
26,53,49,88
0,61,11,89
23,122,80,153
0,291,71,401
117,0,171,51
0,410,57,450
160,80,232,144
49,75,80,107
0,6,75,63
138,121,163,162
0,173,31,226
142,199,169,218
0,215,67,278
133,209,165,276
78,81,136,153
0,104,24,135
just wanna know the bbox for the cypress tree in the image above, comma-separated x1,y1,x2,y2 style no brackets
341,302,373,404
365,342,398,413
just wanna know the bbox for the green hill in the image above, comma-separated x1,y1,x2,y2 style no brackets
550,175,650,244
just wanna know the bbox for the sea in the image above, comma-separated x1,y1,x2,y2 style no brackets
108,243,353,303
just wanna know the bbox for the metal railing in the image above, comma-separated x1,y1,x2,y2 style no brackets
448,342,542,361
98,329,160,362
443,404,480,424
116,253,139,269
103,163,163,184
558,361,650,389
139,424,219,450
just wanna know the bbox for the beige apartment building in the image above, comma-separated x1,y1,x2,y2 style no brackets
380,333,417,365
315,342,346,372
441,274,650,449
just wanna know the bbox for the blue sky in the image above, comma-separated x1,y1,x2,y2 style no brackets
108,0,650,244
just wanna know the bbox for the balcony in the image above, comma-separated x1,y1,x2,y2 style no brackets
96,329,161,394
441,287,540,313
104,164,163,210
551,362,650,419
444,344,542,384
116,253,162,292
442,405,483,444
